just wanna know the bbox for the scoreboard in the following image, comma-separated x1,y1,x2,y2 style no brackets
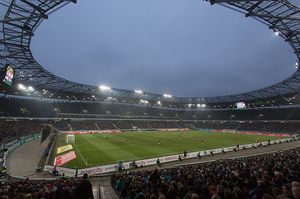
2,64,14,87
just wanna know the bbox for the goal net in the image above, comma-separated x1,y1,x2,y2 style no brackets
66,134,75,144
133,126,142,132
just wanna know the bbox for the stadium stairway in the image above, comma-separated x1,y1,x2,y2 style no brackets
98,175,118,199
175,122,180,128
160,123,166,128
112,122,119,130
90,178,100,199
68,123,73,131
186,123,197,130
146,123,152,129
95,123,100,130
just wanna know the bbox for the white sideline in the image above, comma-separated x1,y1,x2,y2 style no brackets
73,143,88,166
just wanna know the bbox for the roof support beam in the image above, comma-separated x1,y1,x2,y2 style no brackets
247,13,300,21
285,32,300,42
245,1,263,17
19,0,48,19
209,0,274,5
0,32,32,42
0,15,47,23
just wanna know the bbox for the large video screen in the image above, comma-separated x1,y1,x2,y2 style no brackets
2,65,14,87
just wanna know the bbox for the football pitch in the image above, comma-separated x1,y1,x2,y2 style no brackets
50,130,282,169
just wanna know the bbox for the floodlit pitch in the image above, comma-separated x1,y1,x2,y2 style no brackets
50,130,283,169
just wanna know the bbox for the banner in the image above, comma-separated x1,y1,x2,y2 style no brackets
158,128,189,132
64,130,121,134
57,145,73,154
54,151,76,166
211,130,293,137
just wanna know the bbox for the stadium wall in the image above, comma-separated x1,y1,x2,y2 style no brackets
2,134,40,167
39,126,58,168
40,126,57,157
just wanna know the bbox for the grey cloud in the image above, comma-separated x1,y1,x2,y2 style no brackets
31,0,296,97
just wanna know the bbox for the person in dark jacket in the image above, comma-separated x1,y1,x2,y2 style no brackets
75,173,94,199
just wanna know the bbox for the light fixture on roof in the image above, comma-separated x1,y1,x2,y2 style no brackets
18,83,26,90
163,94,172,98
197,103,206,108
139,99,149,104
157,101,161,105
99,85,111,91
134,90,143,94
273,30,279,36
27,86,34,91
18,84,34,92
296,62,299,69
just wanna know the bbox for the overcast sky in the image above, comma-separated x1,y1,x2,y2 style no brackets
31,0,297,97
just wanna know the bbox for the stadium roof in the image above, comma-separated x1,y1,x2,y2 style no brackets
0,0,300,105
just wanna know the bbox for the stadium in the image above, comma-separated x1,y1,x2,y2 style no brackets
0,0,300,198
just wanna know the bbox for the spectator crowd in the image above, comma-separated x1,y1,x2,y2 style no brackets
1,119,300,145
0,173,94,199
0,119,43,143
112,148,300,199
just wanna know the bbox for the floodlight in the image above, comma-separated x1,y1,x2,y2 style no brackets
157,101,161,105
134,90,143,94
27,86,34,91
107,96,116,101
18,84,26,90
236,102,246,109
139,99,148,104
197,104,206,108
163,94,172,98
274,31,279,36
99,85,111,91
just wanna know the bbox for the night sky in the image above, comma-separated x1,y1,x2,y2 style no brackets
31,0,298,97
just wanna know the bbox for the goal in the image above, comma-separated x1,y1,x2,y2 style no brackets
66,134,75,144
133,126,142,132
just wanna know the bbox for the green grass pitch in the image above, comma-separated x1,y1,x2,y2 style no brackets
50,130,282,169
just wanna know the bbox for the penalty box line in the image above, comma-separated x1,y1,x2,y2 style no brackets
73,143,88,166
